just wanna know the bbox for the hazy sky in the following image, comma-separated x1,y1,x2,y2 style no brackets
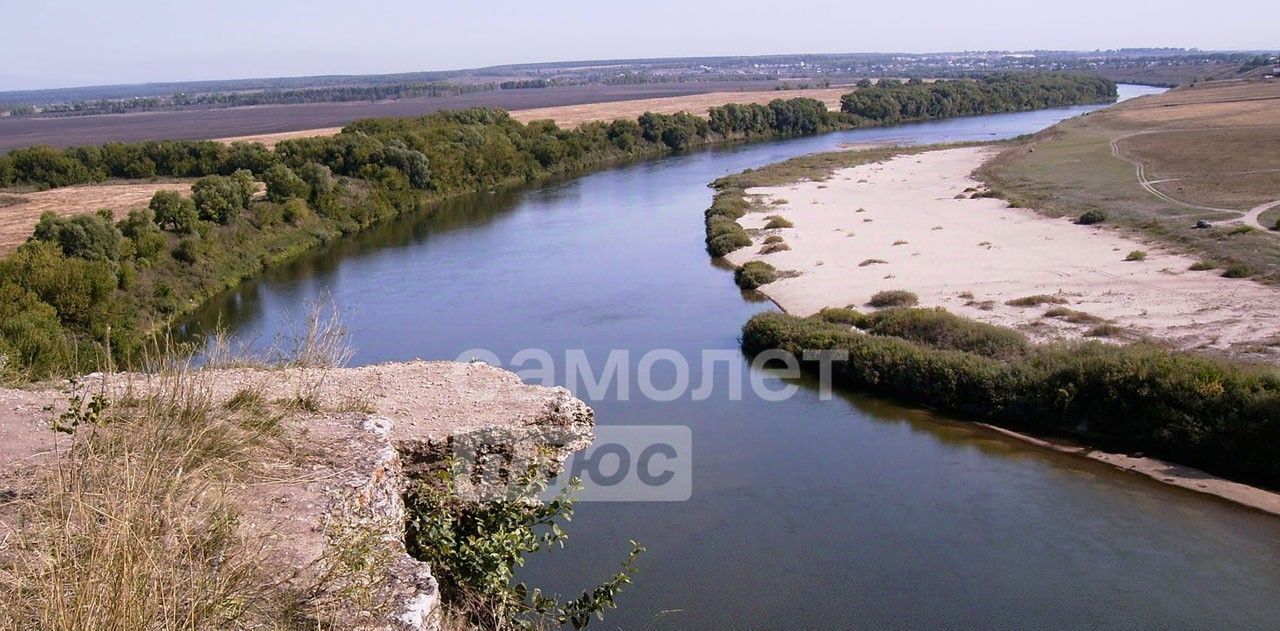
2,0,1272,91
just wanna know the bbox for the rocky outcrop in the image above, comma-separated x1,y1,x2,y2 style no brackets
0,361,595,630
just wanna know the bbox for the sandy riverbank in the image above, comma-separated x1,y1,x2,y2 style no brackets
725,146,1280,359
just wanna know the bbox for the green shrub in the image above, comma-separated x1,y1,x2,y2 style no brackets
1124,250,1147,262
759,242,790,254
1222,264,1251,278
734,261,779,290
763,235,785,244
764,215,794,229
1005,294,1067,307
1188,260,1216,271
281,198,309,225
192,171,254,224
867,289,918,308
250,203,285,228
856,307,1030,359
814,307,866,326
262,163,309,202
741,310,1280,486
0,282,70,380
707,231,751,258
704,187,754,257
405,459,641,629
31,211,122,262
1043,307,1104,324
1076,210,1107,225
295,162,336,206
1085,323,1126,338
173,237,208,265
0,241,118,331
117,208,167,265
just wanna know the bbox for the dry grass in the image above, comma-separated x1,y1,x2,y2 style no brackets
979,79,1280,283
0,181,193,255
1123,126,1280,209
0,366,298,630
0,298,365,630
508,87,850,128
215,128,345,148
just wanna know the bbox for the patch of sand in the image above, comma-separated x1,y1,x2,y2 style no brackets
725,146,1280,358
508,87,849,128
0,181,193,255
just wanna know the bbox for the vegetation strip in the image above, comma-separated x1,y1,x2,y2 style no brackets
0,73,1116,382
741,305,1280,489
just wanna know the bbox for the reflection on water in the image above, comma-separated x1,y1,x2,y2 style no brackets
182,86,1280,629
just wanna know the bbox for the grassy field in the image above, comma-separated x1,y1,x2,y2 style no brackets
980,78,1280,282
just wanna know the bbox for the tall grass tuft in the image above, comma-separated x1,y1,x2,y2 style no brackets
0,366,297,630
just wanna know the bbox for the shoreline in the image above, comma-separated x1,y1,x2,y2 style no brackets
974,422,1280,517
717,143,1280,517
726,145,1280,358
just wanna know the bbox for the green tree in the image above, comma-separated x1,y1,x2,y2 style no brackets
0,241,118,331
382,143,431,189
31,210,121,261
0,282,70,380
149,190,199,233
262,163,309,202
118,207,167,264
191,170,255,224
296,161,336,205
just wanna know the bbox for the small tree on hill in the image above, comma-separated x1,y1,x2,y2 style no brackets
149,190,199,233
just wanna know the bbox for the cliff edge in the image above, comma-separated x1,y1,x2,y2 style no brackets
0,361,593,630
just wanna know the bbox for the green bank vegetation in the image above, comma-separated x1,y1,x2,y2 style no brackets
734,261,780,290
406,458,642,630
0,101,841,381
839,73,1116,124
742,307,1280,487
0,73,1118,382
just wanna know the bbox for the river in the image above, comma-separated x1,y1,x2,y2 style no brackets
183,85,1280,629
